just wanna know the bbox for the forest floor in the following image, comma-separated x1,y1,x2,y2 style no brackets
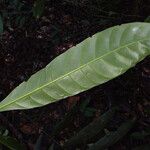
0,0,150,150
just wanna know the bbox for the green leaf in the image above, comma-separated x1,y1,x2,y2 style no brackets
0,15,3,33
0,22,150,112
0,135,25,150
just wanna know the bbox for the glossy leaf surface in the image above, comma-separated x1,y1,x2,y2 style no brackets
0,22,150,112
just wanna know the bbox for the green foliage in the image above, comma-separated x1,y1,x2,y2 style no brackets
0,22,150,112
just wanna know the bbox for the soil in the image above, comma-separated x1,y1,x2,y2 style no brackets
0,0,150,150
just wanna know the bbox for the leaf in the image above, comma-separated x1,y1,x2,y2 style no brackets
88,118,135,150
0,135,25,150
0,22,150,112
33,0,45,19
0,14,3,34
64,108,116,148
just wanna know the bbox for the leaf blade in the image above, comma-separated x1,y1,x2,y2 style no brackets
0,22,150,111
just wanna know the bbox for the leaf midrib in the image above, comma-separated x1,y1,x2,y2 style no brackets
0,38,149,110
